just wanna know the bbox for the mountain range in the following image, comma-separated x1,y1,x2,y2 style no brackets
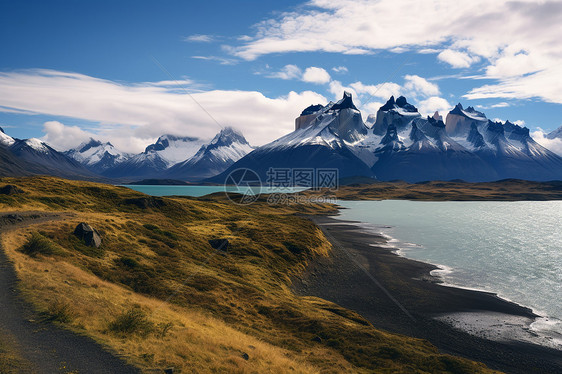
214,93,562,183
1,94,562,183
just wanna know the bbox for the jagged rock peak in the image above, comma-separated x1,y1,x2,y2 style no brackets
379,96,396,111
410,122,427,142
487,120,505,134
427,115,446,128
379,95,418,113
433,111,443,122
211,127,249,146
450,103,486,119
467,122,486,148
0,127,4,134
78,138,113,153
300,104,324,116
331,91,358,111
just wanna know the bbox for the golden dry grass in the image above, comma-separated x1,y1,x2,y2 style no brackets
0,176,500,373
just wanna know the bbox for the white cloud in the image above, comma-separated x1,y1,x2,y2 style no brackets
231,0,562,104
267,64,302,80
41,121,94,151
267,65,331,85
404,75,440,97
0,69,327,152
532,129,562,156
301,67,331,84
416,97,452,117
191,55,237,65
183,34,215,43
332,66,348,73
437,49,480,68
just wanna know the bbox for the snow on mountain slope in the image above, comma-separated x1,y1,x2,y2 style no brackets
102,134,207,179
166,127,253,180
445,103,488,137
372,96,421,136
209,92,375,182
0,127,15,147
65,138,130,173
144,134,206,166
9,137,98,179
546,125,562,140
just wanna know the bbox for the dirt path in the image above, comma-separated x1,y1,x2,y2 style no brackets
0,211,140,374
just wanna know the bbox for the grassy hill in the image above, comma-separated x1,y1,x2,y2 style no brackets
0,176,497,373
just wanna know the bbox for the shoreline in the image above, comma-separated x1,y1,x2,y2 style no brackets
355,219,562,351
294,214,562,373
338,212,562,351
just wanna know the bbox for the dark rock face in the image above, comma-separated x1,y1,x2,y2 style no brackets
208,239,229,251
300,104,324,116
74,223,102,248
0,185,24,195
467,123,486,148
331,91,358,111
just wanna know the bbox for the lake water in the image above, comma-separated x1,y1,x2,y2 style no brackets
337,200,562,343
124,185,308,197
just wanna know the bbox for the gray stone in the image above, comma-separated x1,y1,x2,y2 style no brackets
73,222,102,248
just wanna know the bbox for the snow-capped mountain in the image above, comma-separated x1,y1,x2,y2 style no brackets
65,138,130,173
212,94,562,184
445,103,488,137
102,134,206,179
166,127,253,181
7,136,98,179
547,125,562,140
211,92,375,182
362,98,499,181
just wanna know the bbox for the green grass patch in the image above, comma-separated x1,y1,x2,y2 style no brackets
19,232,62,257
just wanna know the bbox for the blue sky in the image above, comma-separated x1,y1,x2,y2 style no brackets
1,0,561,154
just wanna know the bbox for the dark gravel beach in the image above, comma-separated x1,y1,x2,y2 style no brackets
293,215,562,374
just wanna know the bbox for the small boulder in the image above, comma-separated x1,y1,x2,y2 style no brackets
73,222,102,248
208,239,229,252
241,352,249,361
312,336,323,343
0,185,24,195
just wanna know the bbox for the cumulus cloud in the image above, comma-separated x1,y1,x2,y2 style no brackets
404,75,440,97
267,64,302,80
41,121,96,151
416,97,452,117
230,0,562,104
301,67,331,84
267,65,331,85
437,49,480,68
0,69,327,152
532,128,562,156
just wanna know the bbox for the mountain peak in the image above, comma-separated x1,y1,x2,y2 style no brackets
0,127,4,134
300,104,324,116
211,127,249,147
379,96,396,111
331,91,358,111
379,96,418,113
78,138,105,153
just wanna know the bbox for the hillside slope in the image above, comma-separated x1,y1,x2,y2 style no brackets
0,177,495,373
